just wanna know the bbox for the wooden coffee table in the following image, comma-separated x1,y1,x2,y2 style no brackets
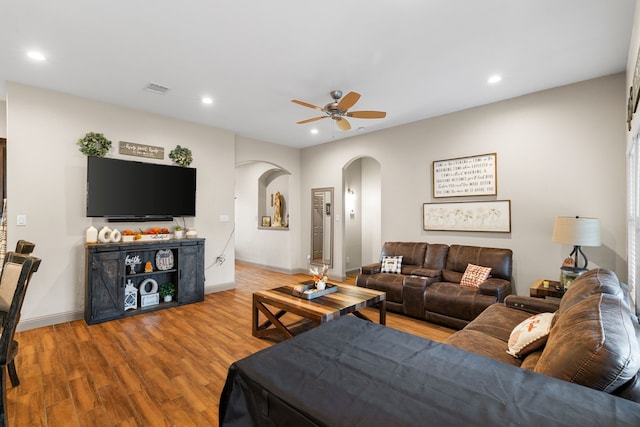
252,284,386,339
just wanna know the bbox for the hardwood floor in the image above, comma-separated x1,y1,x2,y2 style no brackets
8,263,455,426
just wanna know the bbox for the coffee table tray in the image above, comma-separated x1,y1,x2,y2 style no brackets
292,283,338,300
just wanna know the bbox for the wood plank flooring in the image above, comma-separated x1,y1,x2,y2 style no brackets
8,262,455,426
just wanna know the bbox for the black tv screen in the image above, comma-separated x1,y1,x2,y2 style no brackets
86,156,196,220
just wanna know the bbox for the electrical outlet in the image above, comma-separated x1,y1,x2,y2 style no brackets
346,257,350,265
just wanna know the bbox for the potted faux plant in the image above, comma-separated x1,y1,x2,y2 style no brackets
77,132,112,157
169,145,193,167
174,224,184,239
159,282,176,302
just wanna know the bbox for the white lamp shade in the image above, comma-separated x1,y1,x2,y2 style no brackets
552,216,601,247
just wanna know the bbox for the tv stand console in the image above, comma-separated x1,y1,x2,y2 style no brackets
84,238,205,324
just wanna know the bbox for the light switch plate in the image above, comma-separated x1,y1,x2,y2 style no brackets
17,214,27,226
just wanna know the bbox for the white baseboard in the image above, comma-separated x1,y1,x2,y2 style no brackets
16,284,234,332
17,309,84,332
235,259,299,275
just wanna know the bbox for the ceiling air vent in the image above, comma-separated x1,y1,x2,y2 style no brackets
144,83,170,95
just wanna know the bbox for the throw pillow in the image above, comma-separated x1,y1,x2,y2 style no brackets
381,256,403,274
460,264,492,287
507,312,555,358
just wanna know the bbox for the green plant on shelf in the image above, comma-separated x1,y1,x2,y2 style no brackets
159,282,176,298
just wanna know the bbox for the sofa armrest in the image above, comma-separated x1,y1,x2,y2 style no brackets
504,295,560,314
478,278,511,302
360,263,381,275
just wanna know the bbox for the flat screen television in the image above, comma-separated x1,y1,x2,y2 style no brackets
86,156,196,221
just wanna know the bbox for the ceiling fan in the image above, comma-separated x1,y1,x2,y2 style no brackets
291,90,386,131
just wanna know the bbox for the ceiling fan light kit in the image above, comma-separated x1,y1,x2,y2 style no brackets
292,90,386,131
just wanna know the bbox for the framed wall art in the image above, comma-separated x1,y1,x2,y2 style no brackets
432,153,497,198
423,200,511,233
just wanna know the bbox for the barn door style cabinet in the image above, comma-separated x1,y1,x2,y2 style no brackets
85,238,205,324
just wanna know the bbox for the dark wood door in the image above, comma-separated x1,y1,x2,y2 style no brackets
87,250,124,323
178,242,204,304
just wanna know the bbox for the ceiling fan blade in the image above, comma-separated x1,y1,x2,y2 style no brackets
336,117,351,131
291,99,324,111
297,116,328,124
337,92,361,111
346,110,387,119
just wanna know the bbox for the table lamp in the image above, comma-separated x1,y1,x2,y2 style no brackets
552,216,601,269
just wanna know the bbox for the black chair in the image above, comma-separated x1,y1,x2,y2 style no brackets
0,240,37,341
14,240,35,256
0,252,41,427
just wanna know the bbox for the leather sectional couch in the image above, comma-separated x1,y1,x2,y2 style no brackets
220,267,640,425
356,241,513,329
445,268,640,402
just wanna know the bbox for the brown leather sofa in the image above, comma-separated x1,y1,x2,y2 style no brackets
445,268,640,402
356,241,513,329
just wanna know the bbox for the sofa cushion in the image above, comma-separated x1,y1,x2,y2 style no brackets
381,256,402,274
506,312,554,358
445,245,512,281
380,242,427,267
520,349,543,371
364,274,404,303
423,243,449,270
557,268,623,317
442,269,463,283
460,303,532,342
534,293,640,393
460,264,492,288
445,329,522,367
425,282,498,322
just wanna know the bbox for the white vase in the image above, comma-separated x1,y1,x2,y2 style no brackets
110,228,122,242
98,226,112,243
164,295,173,302
174,230,184,239
86,226,98,243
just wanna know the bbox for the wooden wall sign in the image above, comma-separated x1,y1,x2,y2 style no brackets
432,153,497,198
119,141,164,160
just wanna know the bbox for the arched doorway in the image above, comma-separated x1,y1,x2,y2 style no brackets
343,156,381,275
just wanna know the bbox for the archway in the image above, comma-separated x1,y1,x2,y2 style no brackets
343,156,381,275
235,160,292,269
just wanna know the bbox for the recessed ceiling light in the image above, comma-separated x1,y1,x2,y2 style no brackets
310,128,319,135
201,96,213,105
27,51,46,61
488,75,502,84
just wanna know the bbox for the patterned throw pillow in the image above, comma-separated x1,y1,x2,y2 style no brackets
507,312,555,358
381,256,403,274
460,263,492,287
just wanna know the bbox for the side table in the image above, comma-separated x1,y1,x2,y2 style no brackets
530,279,564,299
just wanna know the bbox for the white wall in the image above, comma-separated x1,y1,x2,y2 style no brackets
344,159,363,272
6,82,236,329
361,157,382,264
301,74,627,296
0,100,6,138
235,136,301,273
